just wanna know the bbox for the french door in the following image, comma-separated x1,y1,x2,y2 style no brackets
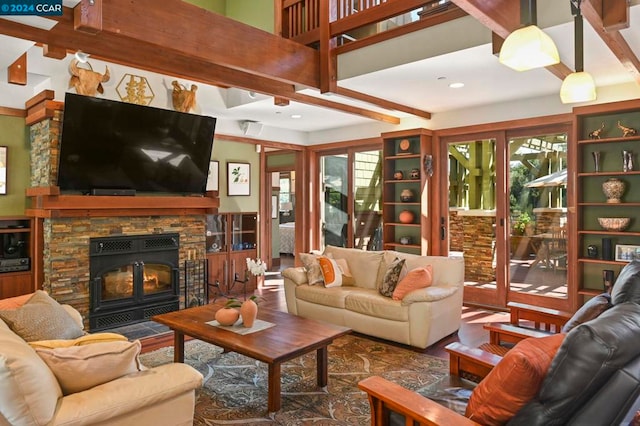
319,147,382,251
440,124,572,310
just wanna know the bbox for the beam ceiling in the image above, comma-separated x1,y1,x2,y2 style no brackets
0,0,401,124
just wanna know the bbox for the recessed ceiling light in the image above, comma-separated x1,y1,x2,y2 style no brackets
449,82,465,89
291,114,303,119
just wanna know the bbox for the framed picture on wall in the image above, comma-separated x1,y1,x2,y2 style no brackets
0,146,6,195
206,160,219,191
227,161,250,196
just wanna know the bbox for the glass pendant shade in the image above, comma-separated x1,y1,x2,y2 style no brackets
560,71,596,103
499,25,560,71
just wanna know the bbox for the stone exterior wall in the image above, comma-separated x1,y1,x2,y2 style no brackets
534,209,565,234
449,209,464,252
462,214,496,283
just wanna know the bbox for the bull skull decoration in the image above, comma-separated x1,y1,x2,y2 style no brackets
171,80,198,113
68,59,110,96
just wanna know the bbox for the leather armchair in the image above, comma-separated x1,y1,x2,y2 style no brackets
359,261,640,426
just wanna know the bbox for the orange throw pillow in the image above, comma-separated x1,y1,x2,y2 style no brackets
0,293,33,310
392,266,433,300
466,333,565,425
318,256,342,288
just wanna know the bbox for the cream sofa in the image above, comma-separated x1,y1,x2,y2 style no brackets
283,246,465,349
0,296,203,426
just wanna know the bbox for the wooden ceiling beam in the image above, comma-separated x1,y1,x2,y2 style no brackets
8,53,27,85
288,92,400,124
42,44,67,59
450,0,572,80
582,0,640,85
98,0,319,88
334,86,431,120
74,0,102,34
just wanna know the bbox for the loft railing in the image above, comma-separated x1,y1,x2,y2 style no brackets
277,0,461,48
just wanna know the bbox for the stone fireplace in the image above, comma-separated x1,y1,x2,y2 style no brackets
26,93,218,330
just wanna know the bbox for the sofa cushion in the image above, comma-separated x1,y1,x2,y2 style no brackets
466,333,565,425
295,284,362,309
392,266,433,301
299,253,325,286
0,290,85,342
611,260,640,305
318,256,342,288
561,293,611,333
334,258,356,286
379,258,406,297
323,245,384,289
36,340,143,395
0,321,62,426
344,289,409,322
29,332,128,349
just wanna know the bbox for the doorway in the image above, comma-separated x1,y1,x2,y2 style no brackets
319,147,382,251
442,124,571,311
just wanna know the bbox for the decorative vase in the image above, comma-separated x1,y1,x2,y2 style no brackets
410,168,420,179
240,298,258,328
398,210,415,224
400,189,415,202
215,307,239,326
592,151,601,172
393,171,404,180
602,177,626,203
623,150,634,172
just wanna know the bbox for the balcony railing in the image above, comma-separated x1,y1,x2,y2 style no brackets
278,0,462,48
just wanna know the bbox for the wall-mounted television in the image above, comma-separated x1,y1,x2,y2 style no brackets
58,93,216,195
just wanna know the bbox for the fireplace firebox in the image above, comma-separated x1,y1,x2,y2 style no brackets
89,233,180,331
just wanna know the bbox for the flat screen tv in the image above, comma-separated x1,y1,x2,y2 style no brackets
58,93,216,195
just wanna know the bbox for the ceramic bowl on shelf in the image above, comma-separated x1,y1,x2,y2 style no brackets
597,217,631,231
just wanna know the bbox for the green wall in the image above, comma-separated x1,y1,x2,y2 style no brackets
184,0,226,14
212,139,260,213
184,0,274,33
0,116,29,216
225,0,274,33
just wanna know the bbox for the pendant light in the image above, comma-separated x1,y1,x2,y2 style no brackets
499,0,560,71
560,0,596,103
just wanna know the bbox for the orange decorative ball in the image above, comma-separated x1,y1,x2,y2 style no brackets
398,210,415,224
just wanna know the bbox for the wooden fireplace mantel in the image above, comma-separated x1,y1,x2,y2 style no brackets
26,187,219,218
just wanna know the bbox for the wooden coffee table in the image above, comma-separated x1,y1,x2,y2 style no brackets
152,303,351,413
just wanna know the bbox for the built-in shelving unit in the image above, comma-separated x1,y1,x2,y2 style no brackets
381,129,432,255
574,99,640,300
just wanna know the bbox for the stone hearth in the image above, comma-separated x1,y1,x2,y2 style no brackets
27,96,216,329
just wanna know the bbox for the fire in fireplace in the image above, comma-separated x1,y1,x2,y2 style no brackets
89,233,180,330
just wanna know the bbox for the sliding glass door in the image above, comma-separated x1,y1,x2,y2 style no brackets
507,130,569,307
319,147,382,251
441,124,571,310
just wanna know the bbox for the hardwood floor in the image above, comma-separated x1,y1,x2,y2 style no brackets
140,265,510,357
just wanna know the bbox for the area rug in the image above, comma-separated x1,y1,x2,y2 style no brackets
139,334,449,425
